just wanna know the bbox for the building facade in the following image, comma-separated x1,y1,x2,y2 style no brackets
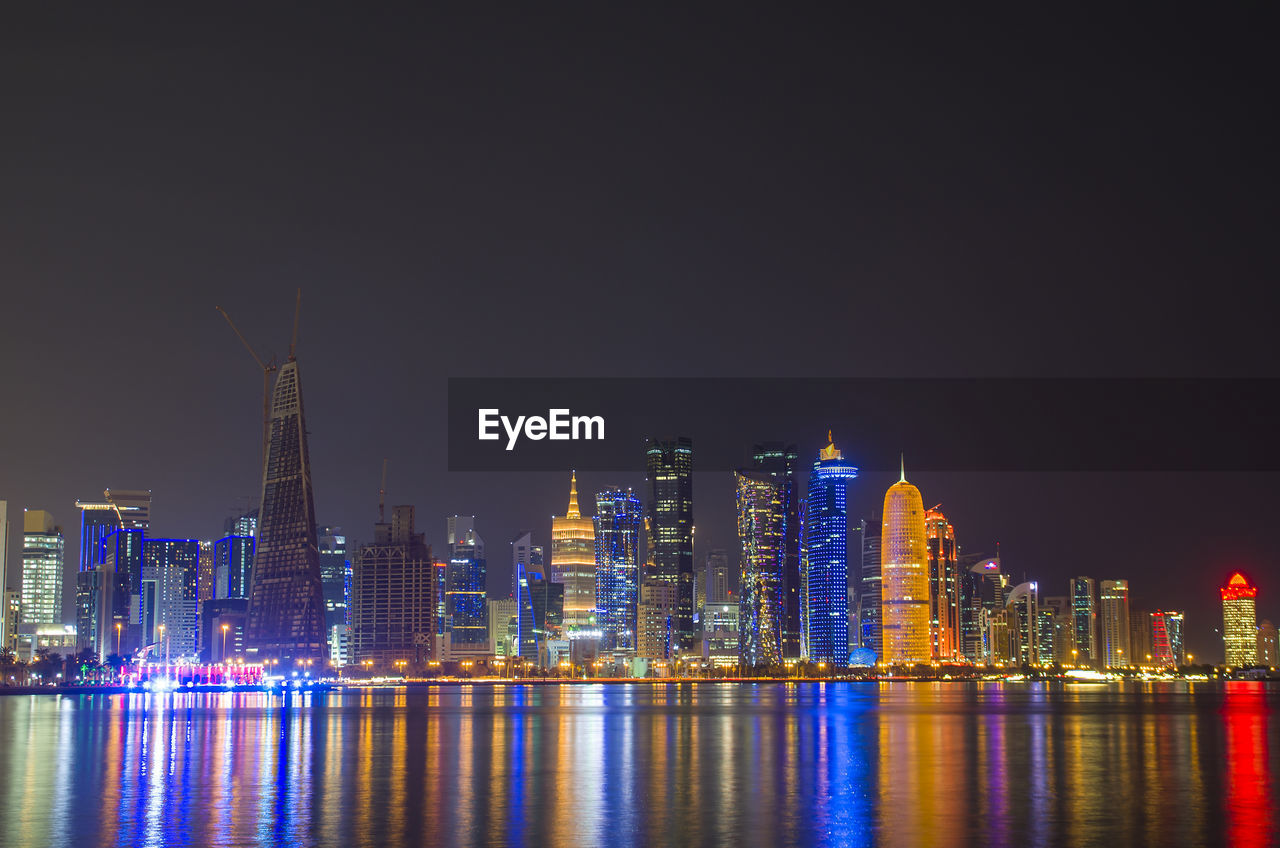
924,506,960,661
803,433,857,665
645,437,695,651
859,518,882,659
736,470,786,669
1099,579,1131,669
551,473,596,633
21,511,64,632
1221,572,1258,667
351,505,436,667
880,464,930,665
750,443,802,660
594,489,642,653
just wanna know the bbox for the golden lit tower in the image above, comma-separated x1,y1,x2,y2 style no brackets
551,472,597,631
1221,571,1258,668
924,506,960,661
880,458,930,665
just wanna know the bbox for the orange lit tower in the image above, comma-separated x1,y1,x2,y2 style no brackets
1221,572,1258,668
551,472,597,631
924,506,960,661
881,458,930,665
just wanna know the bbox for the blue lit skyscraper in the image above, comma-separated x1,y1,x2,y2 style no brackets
594,488,641,652
447,516,488,652
804,432,858,665
736,469,785,668
858,518,882,659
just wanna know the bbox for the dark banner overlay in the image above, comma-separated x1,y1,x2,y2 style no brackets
447,378,1280,473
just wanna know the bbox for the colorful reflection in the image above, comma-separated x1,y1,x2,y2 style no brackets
0,682,1275,847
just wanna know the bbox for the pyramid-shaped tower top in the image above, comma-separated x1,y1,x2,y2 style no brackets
566,471,581,519
818,430,842,461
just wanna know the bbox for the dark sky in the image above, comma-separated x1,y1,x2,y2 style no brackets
2,6,1277,663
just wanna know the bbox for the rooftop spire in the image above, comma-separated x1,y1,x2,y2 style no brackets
566,470,581,519
899,453,906,483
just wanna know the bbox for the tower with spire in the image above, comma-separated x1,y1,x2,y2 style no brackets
880,457,931,666
551,472,597,631
804,431,858,665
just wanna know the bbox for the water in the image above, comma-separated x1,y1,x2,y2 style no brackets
0,681,1275,847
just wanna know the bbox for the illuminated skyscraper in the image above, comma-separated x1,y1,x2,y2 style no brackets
214,535,255,599
960,555,1005,663
1151,610,1179,669
516,565,563,662
447,517,487,653
924,506,960,661
73,492,150,657
1221,572,1258,667
1005,581,1039,666
245,358,328,662
551,473,596,630
101,528,144,658
750,443,802,659
142,539,200,658
20,511,64,631
858,518,882,658
318,527,351,664
803,432,857,665
1257,620,1278,669
1099,579,1131,669
637,580,676,661
705,549,730,605
594,488,642,652
645,437,695,651
1069,577,1098,668
880,462,930,665
736,469,786,668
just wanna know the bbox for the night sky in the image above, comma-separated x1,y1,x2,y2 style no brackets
2,6,1277,663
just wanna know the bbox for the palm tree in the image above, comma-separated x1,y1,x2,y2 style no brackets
0,648,23,686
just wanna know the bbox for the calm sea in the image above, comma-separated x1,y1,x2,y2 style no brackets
0,682,1274,847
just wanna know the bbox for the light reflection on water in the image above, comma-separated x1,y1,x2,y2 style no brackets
0,682,1275,847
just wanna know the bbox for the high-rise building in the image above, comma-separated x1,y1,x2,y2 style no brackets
1069,577,1098,668
701,601,740,669
880,463,930,665
924,506,960,661
75,501,119,574
488,598,518,657
5,590,21,653
637,580,676,661
750,443,802,659
351,505,435,667
142,539,200,659
1221,572,1258,668
515,565,563,662
101,528,144,658
705,549,730,605
510,531,544,600
318,527,351,663
645,437,695,651
551,473,596,631
858,518,882,658
1150,610,1179,669
214,535,255,600
960,556,1007,664
1257,620,1278,669
735,469,786,668
1130,608,1153,667
1005,581,1039,666
447,517,487,653
594,489,641,652
21,511,64,632
197,541,216,607
1162,610,1185,667
1099,579,1131,669
200,598,248,662
1041,595,1074,666
245,359,327,662
103,489,151,531
803,432,857,665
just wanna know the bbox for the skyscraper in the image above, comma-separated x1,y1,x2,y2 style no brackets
1099,579,1131,669
447,517,488,653
551,473,596,631
142,539,200,659
351,505,435,666
1130,608,1153,667
645,437,695,651
594,488,642,652
214,535,255,599
101,528,144,658
736,469,785,668
960,555,1003,663
881,462,930,665
515,566,564,663
510,531,542,600
803,432,857,665
1005,581,1039,666
1151,610,1178,669
1257,620,1278,669
1069,577,1098,668
858,518,882,658
318,527,351,664
750,443,802,659
705,549,730,605
245,358,328,663
924,506,960,661
21,511,64,632
1221,572,1258,667
637,580,676,661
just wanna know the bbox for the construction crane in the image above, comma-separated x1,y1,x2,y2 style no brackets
216,304,277,472
378,459,388,523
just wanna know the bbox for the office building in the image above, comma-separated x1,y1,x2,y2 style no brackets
351,505,435,667
637,580,676,661
214,535,255,599
1130,608,1153,667
1005,581,1038,666
735,469,786,668
510,530,544,601
645,437,695,651
244,357,328,662
749,443,802,659
1100,579,1132,669
551,473,597,632
1069,577,1099,668
924,506,960,661
21,511,64,632
515,565,563,663
702,601,740,668
1150,610,1180,669
488,598,517,657
447,517,487,652
1221,572,1258,667
705,549,730,605
858,518,882,658
200,598,248,663
318,527,351,663
142,539,200,659
1258,620,1278,669
881,462,930,665
803,432,857,665
594,488,642,652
